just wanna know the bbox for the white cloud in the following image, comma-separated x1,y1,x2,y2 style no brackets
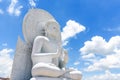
84,51,120,71
61,20,86,46
84,70,120,80
0,9,4,14
7,0,18,14
74,61,80,66
80,36,120,71
0,48,14,77
62,41,69,46
82,53,97,64
7,0,23,16
80,36,120,55
82,53,95,59
14,6,23,16
29,0,36,8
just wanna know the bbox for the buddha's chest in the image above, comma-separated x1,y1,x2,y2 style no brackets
41,41,58,53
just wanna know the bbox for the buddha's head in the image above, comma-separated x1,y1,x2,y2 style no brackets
23,9,61,45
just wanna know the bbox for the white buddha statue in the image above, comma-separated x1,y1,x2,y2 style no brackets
31,19,66,77
30,14,82,80
11,9,82,80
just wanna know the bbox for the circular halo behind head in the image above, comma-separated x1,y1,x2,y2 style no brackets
23,9,59,44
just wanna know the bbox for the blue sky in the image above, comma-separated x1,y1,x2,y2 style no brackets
0,0,120,79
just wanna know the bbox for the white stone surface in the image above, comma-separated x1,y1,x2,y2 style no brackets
23,9,58,44
11,9,82,80
30,14,66,78
10,37,32,80
30,77,72,80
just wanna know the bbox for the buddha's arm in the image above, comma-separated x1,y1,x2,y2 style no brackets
32,50,61,58
32,36,61,58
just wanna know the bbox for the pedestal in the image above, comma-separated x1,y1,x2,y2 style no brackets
30,77,72,80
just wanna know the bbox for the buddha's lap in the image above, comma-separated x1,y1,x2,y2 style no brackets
32,62,64,77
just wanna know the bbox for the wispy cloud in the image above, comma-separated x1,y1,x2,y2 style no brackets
0,9,4,14
74,61,80,66
0,48,14,77
7,0,18,14
84,70,120,80
61,20,86,46
29,0,36,8
7,0,23,16
2,43,8,47
14,6,23,16
104,27,120,32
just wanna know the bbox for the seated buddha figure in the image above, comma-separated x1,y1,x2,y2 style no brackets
31,19,82,80
31,20,65,77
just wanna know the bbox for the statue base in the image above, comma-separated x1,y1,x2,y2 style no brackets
30,77,72,80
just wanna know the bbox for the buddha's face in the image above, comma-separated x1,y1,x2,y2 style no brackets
46,23,59,36
36,20,61,45
45,21,61,41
